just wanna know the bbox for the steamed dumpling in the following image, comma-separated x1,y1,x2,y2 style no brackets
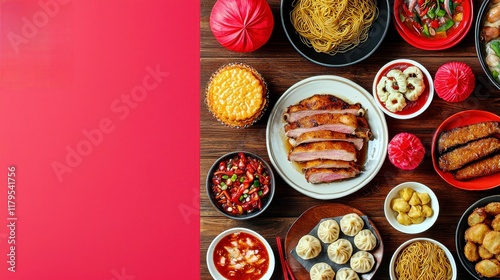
340,213,364,236
327,238,353,264
296,235,321,260
350,251,375,273
335,268,359,280
318,219,340,244
354,229,377,251
310,262,335,280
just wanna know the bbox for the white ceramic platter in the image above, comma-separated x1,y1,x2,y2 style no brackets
266,75,388,200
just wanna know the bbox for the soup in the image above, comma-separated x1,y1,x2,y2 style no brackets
213,231,270,280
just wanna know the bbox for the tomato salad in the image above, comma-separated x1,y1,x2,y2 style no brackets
211,153,271,216
399,0,464,38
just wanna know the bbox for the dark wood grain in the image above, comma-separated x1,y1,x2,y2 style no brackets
200,0,500,279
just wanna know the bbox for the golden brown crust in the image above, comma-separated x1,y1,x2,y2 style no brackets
205,63,268,128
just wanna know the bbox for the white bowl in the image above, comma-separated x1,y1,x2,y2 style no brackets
372,59,434,119
390,238,457,280
384,182,439,234
207,227,275,280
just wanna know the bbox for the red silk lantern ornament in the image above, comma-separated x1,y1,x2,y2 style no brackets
210,0,274,52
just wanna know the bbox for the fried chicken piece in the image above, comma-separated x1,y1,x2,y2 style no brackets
480,244,495,259
465,223,491,244
484,231,500,255
468,207,488,226
486,202,500,216
492,214,500,231
465,241,480,262
476,259,500,278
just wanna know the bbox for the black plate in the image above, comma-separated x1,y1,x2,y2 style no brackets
455,195,500,280
475,0,500,90
280,0,390,67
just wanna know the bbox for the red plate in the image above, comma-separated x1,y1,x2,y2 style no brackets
393,0,473,50
431,110,500,190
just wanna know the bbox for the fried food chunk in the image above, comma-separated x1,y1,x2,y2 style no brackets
468,207,488,226
484,231,500,255
492,214,500,231
486,202,500,216
475,259,500,278
479,244,495,259
465,223,491,244
465,241,480,262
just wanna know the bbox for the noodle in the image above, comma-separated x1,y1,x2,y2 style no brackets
394,241,452,280
290,0,378,55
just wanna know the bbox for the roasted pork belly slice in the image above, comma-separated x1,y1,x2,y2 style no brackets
285,113,359,138
288,142,357,162
305,168,360,183
299,159,360,171
437,121,500,154
438,137,500,172
283,94,365,123
289,130,365,150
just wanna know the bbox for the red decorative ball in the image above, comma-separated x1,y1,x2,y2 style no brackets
388,133,425,170
210,0,274,52
434,62,475,102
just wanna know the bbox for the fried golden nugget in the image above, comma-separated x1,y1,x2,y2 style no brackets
468,207,488,226
479,244,495,259
492,214,500,231
484,231,500,255
465,223,491,244
486,202,500,216
496,254,500,262
465,241,480,262
476,259,500,278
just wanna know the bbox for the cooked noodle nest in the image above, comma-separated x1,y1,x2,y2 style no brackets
290,0,378,55
394,240,453,280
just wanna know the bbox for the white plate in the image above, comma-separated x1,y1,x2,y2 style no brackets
266,75,388,200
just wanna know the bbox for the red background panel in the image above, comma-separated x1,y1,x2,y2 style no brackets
0,0,199,279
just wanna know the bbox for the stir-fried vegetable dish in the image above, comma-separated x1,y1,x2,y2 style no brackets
399,0,464,38
211,153,271,215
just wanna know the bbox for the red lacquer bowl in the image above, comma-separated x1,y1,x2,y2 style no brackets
393,0,473,50
431,110,500,190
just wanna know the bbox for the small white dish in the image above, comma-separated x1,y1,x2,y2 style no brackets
384,182,439,234
390,238,457,280
207,227,275,280
372,59,434,119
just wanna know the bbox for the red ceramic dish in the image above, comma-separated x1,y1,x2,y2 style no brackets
393,0,473,50
431,110,500,190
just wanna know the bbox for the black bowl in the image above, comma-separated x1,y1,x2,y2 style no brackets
475,0,500,90
280,0,390,67
455,195,500,280
206,151,275,220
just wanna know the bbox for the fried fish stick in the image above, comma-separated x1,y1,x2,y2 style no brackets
437,121,500,154
439,137,500,172
454,153,500,181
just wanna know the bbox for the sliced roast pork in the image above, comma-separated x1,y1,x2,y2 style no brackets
285,113,358,138
283,94,365,123
288,142,357,162
299,159,360,171
289,130,365,150
305,168,360,183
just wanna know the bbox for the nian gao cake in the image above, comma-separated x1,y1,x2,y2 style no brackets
205,63,269,128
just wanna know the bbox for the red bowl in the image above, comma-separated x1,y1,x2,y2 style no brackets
431,110,500,190
393,0,473,50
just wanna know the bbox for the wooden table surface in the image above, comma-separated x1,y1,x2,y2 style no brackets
200,0,500,279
